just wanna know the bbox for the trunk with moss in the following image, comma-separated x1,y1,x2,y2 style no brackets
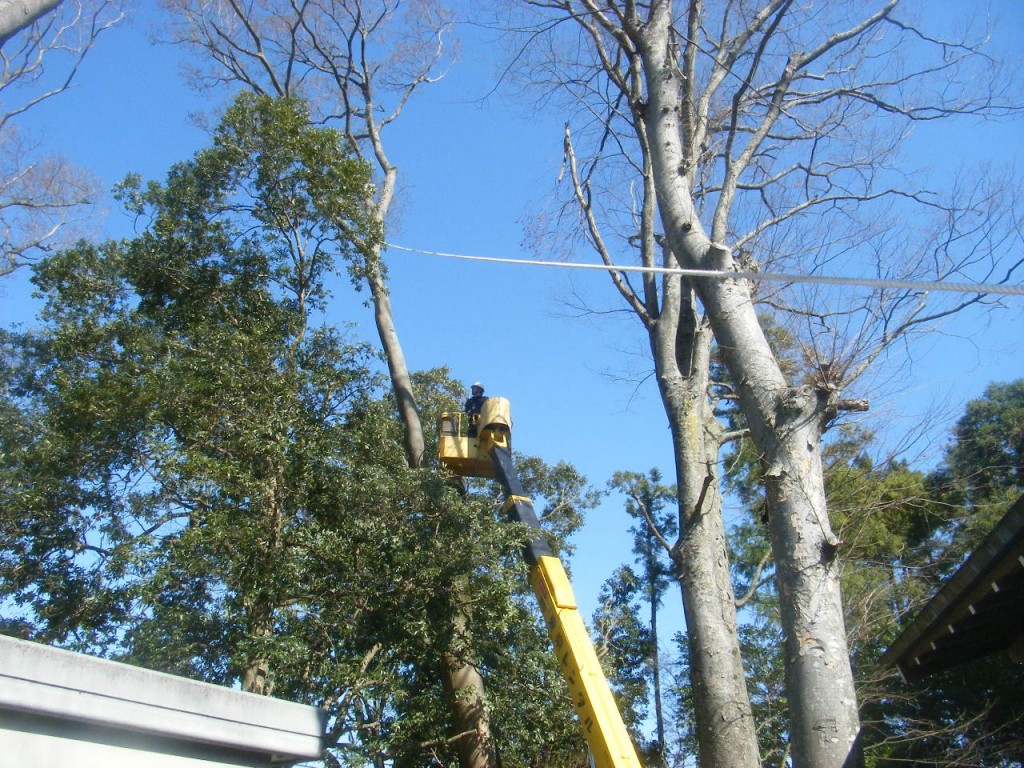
651,273,760,768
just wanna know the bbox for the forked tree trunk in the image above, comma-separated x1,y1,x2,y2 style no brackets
650,274,760,768
558,59,759,763
636,7,860,766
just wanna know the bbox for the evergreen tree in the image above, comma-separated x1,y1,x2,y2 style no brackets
938,379,1024,552
597,469,679,766
0,93,595,766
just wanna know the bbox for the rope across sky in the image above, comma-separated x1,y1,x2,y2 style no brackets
387,243,1024,297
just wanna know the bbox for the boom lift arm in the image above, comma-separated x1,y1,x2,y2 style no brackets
439,398,642,768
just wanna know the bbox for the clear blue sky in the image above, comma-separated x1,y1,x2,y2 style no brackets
3,1,1023,623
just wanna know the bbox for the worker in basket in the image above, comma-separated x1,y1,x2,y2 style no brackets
464,381,487,437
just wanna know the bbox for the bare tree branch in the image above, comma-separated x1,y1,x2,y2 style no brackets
0,0,120,275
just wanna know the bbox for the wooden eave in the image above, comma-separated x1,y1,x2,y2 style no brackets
879,494,1024,680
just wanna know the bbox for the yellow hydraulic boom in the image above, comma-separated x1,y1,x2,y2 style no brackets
439,397,642,768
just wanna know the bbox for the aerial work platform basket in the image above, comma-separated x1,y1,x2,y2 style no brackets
438,396,512,479
434,394,643,767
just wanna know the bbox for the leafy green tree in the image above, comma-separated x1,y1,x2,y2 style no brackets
156,6,508,760
595,570,650,720
948,380,1024,497
601,469,678,765
937,379,1024,551
0,92,598,766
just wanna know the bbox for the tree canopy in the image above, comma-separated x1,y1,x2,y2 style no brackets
0,92,599,766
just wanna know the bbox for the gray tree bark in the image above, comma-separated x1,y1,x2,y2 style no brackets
560,73,761,768
360,64,490,768
561,104,760,765
521,0,1018,764
363,129,425,470
635,6,859,765
652,278,761,768
0,0,59,47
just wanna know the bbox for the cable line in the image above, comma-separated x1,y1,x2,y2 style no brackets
387,243,1024,297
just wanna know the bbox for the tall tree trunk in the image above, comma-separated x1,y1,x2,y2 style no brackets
366,256,425,469
760,391,859,767
156,1,496,760
637,7,860,766
650,272,760,768
442,576,499,768
442,657,498,768
558,64,758,764
370,161,495,768
242,474,285,696
366,254,495,766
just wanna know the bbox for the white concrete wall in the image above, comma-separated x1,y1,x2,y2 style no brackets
2,725,274,768
0,635,326,767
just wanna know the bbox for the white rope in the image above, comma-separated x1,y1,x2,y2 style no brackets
386,243,1024,297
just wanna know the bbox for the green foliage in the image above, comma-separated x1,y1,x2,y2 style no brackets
608,469,677,602
514,454,599,554
947,380,1024,498
593,567,653,734
0,92,596,766
938,379,1024,552
596,469,679,765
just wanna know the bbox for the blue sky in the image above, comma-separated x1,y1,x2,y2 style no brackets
3,1,1024,624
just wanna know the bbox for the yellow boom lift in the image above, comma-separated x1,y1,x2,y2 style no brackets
438,397,642,768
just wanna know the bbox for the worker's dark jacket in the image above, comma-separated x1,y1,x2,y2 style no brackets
464,395,487,417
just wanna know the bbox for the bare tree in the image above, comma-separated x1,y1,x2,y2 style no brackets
507,1,1023,766
562,125,761,766
158,3,499,766
0,0,121,276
